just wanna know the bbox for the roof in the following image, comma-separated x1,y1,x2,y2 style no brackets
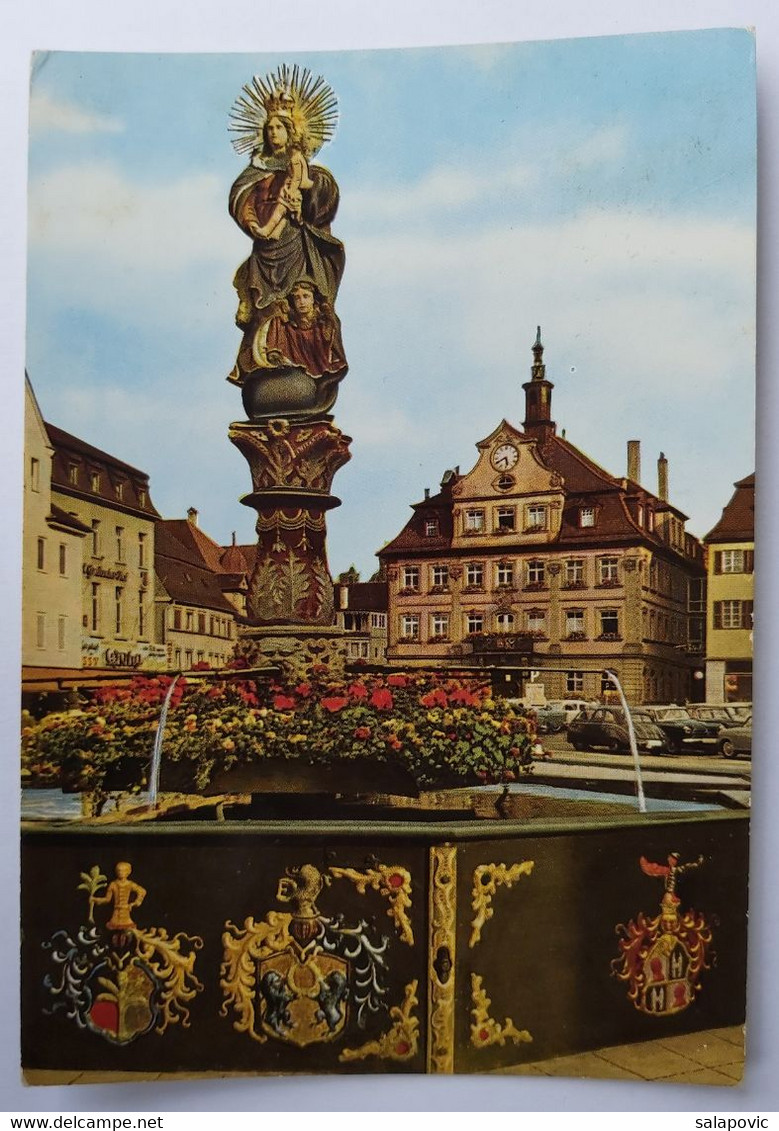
334,580,388,612
46,422,160,519
47,504,92,535
379,426,696,561
704,474,755,543
161,519,227,572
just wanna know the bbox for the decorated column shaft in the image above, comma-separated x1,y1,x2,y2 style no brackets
226,66,351,630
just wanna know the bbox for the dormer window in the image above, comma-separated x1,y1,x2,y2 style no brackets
68,462,79,486
90,471,101,493
525,503,547,531
579,507,596,528
115,481,125,502
138,487,147,508
425,517,439,537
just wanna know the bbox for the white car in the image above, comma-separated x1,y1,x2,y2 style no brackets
546,699,600,725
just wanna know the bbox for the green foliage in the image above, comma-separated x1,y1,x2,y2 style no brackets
21,671,536,793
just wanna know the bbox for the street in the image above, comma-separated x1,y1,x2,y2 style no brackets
535,731,751,783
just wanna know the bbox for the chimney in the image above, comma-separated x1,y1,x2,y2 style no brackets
231,531,236,546
657,453,668,501
424,488,430,499
627,440,641,484
187,507,199,526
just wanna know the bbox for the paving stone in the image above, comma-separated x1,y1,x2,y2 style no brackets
657,1032,744,1067
658,1066,740,1087
596,1040,700,1079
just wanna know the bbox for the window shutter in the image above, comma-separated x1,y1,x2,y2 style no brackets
743,600,754,625
744,550,754,573
713,551,722,574
713,602,722,629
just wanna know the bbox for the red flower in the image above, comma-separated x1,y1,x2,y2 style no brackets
295,682,313,698
387,674,409,688
348,682,369,701
420,688,448,709
321,696,350,713
386,734,402,751
370,688,394,710
273,694,297,710
448,687,480,707
354,726,372,740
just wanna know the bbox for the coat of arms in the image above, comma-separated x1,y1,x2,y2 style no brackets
612,853,713,1016
221,861,418,1059
43,862,203,1045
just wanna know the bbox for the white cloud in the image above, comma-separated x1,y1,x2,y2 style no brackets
30,90,123,135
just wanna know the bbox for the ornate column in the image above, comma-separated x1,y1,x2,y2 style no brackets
225,66,351,676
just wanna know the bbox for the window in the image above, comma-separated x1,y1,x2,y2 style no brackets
526,559,546,585
431,564,449,590
35,612,45,649
91,583,100,632
402,566,420,591
464,509,485,533
186,610,194,631
496,561,514,587
636,504,644,527
565,609,585,637
564,559,584,586
496,474,514,491
566,671,584,693
370,613,387,629
647,508,655,532
601,672,616,695
115,527,124,562
598,556,619,584
525,504,547,530
496,612,515,633
431,613,450,639
138,592,145,637
30,457,40,492
173,608,182,631
579,507,596,528
58,543,66,575
347,640,370,659
90,471,101,493
526,609,546,634
496,507,515,531
714,600,753,629
57,615,66,651
138,533,147,568
466,562,484,589
717,549,754,574
599,609,620,638
425,517,439,537
400,614,420,640
185,649,193,669
36,537,45,571
115,587,124,635
115,481,125,502
466,613,484,635
68,463,79,486
91,520,100,557
138,488,147,508
198,613,206,633
174,648,182,668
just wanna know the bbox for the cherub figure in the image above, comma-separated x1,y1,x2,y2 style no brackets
91,861,146,931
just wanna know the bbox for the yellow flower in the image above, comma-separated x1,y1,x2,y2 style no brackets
222,737,235,751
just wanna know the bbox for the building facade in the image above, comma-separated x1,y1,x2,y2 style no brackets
334,568,388,662
379,333,706,704
703,474,754,704
22,378,89,672
155,512,246,671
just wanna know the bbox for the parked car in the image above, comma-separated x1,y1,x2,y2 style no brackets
567,707,668,754
545,699,601,725
687,704,752,731
717,717,752,759
531,703,569,734
641,706,719,754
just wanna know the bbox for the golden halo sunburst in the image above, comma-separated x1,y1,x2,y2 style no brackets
229,64,338,159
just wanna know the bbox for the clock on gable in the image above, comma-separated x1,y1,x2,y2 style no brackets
491,443,519,472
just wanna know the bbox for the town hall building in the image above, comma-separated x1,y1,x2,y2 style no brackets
378,331,706,705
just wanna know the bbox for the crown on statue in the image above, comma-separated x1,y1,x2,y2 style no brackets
229,64,339,159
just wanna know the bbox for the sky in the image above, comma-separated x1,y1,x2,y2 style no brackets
26,31,756,578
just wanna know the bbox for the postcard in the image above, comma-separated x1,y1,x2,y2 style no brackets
19,29,755,1088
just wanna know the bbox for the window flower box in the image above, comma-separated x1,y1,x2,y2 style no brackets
564,631,587,642
596,633,623,642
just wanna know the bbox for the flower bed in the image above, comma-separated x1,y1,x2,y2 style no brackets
21,669,535,797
